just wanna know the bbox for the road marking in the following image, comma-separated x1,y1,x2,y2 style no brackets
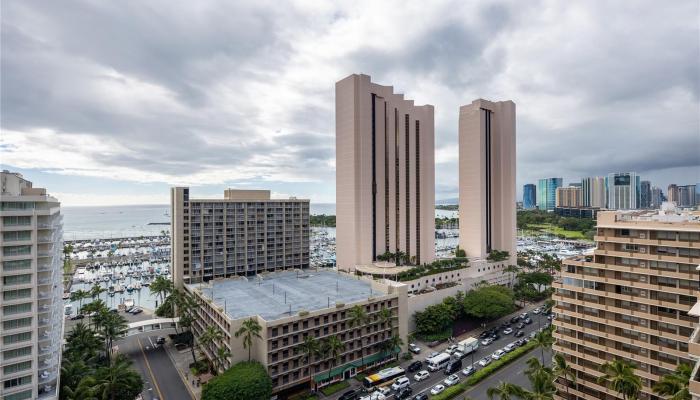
162,341,196,400
138,337,165,400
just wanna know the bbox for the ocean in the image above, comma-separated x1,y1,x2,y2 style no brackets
62,203,457,240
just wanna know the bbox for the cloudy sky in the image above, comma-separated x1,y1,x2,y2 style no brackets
1,0,698,206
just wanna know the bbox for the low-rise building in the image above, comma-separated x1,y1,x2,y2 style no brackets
185,269,408,397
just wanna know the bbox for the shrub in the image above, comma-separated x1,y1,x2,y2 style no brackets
430,382,468,400
466,341,537,386
189,360,209,375
320,380,350,396
415,329,451,342
202,361,272,400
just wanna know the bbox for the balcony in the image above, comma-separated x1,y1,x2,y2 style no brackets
691,361,700,399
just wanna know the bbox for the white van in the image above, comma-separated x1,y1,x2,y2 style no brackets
426,352,452,371
391,376,410,391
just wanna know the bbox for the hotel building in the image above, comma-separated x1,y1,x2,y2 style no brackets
170,188,309,287
335,74,435,270
458,99,516,263
556,186,583,208
607,172,641,210
0,171,64,400
184,270,408,397
538,178,563,211
553,206,700,400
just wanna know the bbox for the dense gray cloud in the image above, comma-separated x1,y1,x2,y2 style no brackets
1,0,698,204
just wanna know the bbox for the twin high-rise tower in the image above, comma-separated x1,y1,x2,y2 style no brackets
336,74,516,269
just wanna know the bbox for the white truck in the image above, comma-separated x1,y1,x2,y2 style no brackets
457,337,479,355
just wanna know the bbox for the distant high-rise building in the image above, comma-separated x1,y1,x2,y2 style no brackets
170,188,309,287
607,172,640,209
668,184,679,205
537,178,562,211
696,184,700,206
555,186,582,208
0,171,64,400
678,185,697,207
523,184,536,209
335,74,435,270
569,182,582,188
650,186,664,209
581,176,607,208
640,180,652,208
459,99,516,261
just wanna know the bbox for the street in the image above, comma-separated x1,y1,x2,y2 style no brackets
117,332,194,400
465,349,552,399
327,302,552,399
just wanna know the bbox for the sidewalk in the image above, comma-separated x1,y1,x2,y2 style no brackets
164,340,202,399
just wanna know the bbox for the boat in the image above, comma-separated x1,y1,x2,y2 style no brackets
126,284,134,293
114,284,124,293
135,281,142,290
124,299,134,308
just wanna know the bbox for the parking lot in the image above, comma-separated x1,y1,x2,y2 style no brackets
330,303,552,400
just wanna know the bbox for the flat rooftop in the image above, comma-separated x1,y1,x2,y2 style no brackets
188,270,385,321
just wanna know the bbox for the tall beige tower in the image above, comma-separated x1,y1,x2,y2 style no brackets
335,74,435,270
458,99,516,262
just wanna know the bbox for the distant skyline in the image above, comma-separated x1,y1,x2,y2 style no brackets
2,1,698,206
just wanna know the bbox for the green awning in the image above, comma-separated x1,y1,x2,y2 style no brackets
313,348,400,383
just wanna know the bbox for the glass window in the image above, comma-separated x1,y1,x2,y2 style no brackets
3,361,31,374
3,303,31,315
3,275,31,286
2,260,31,272
3,289,31,301
2,332,31,345
3,375,32,389
0,202,34,211
3,318,32,330
3,389,32,400
2,216,31,226
2,346,32,360
2,231,31,241
2,246,31,257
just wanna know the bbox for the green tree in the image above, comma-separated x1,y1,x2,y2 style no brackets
462,285,516,319
60,358,92,400
97,311,128,362
299,336,321,388
149,275,173,305
504,264,519,288
531,328,554,365
93,355,143,400
378,306,394,329
81,299,108,329
487,381,522,400
381,334,403,358
597,359,642,400
202,361,272,400
200,326,223,372
64,322,102,361
235,318,263,362
653,363,691,400
70,289,91,312
214,346,232,374
322,335,345,381
89,284,106,299
553,353,576,397
62,376,98,400
348,305,369,368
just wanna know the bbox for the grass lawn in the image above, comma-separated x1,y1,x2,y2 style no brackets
527,224,590,240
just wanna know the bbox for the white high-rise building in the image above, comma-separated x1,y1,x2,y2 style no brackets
0,171,63,400
581,176,607,208
607,172,640,210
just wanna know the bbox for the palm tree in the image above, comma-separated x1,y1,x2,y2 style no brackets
60,358,91,399
487,381,522,400
82,299,108,328
94,355,144,400
553,353,576,396
525,370,557,400
62,376,98,400
381,334,403,358
597,359,642,400
525,357,553,382
324,335,345,381
378,306,394,329
199,325,223,373
98,312,128,362
531,328,554,364
214,346,232,374
90,284,106,299
300,336,321,388
235,318,262,361
64,322,102,360
348,305,369,368
653,363,691,400
149,275,173,305
70,289,91,312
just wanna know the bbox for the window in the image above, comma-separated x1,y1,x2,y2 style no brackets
2,216,31,226
2,246,31,257
0,202,34,211
2,231,31,242
3,346,32,360
2,260,31,272
3,275,31,286
3,318,32,330
3,375,31,389
3,289,31,301
3,332,31,345
3,303,31,315
3,361,31,375
3,390,32,400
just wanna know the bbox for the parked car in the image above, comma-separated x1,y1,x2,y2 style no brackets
430,385,446,395
445,359,462,374
130,308,143,315
510,316,520,323
391,377,410,391
443,374,460,387
533,307,542,314
515,330,524,337
481,337,494,346
524,317,533,325
517,322,525,329
479,331,490,339
461,366,475,376
414,370,430,382
520,312,528,319
503,328,513,335
492,350,506,360
425,351,440,361
452,351,465,360
70,314,84,320
515,339,526,347
478,357,492,367
504,343,516,353
377,387,391,396
445,345,459,354
490,332,501,340
409,343,421,354
339,390,360,400
407,361,422,372
156,336,166,345
396,387,413,400
411,394,428,400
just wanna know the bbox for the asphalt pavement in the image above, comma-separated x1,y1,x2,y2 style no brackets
326,302,552,400
465,349,552,400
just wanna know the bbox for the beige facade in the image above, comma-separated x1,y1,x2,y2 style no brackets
184,270,408,396
556,186,583,208
335,74,435,271
170,188,309,287
553,207,700,400
458,99,516,263
0,172,63,400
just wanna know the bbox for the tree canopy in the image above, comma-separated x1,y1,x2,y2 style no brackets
462,285,516,319
202,361,272,400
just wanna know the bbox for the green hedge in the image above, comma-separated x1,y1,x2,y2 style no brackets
320,380,350,396
466,341,537,386
202,361,272,400
416,328,451,342
431,383,468,400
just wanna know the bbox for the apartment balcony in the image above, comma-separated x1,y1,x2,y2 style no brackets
691,360,700,399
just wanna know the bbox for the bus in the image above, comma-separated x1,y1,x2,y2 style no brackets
426,352,451,371
363,366,405,389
